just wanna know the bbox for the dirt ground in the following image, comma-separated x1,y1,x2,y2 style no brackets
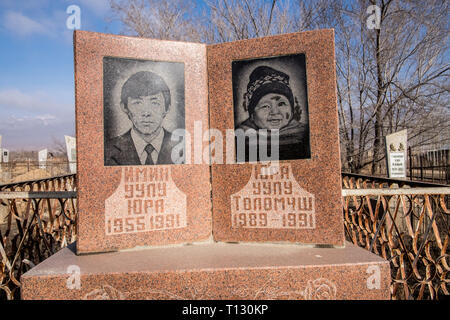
0,164,70,185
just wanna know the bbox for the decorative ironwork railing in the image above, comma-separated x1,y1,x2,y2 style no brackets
342,173,449,300
0,173,448,300
0,175,76,300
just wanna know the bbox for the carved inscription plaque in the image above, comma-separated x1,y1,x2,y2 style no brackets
105,167,187,235
231,163,315,229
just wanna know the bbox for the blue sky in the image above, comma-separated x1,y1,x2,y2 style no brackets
0,0,122,151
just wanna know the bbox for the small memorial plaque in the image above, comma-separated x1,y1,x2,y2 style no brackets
74,31,211,253
388,152,406,178
208,30,344,245
385,130,407,179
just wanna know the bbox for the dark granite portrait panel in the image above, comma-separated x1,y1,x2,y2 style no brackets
233,54,311,162
103,57,185,166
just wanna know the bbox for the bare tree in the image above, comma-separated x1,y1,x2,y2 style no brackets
107,0,450,175
9,150,38,162
109,0,203,41
202,0,330,43
203,0,284,42
50,136,67,158
332,0,449,173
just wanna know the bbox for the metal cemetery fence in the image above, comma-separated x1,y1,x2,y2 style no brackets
0,173,448,300
342,173,449,300
408,148,449,184
0,175,77,300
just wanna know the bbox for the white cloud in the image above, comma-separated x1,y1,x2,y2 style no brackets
1,114,56,128
0,89,36,110
0,88,72,113
2,11,52,36
0,0,51,11
0,87,75,149
35,114,57,125
0,113,74,150
1,1,112,40
1,9,73,41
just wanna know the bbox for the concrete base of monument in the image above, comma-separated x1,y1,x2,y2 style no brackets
21,242,390,300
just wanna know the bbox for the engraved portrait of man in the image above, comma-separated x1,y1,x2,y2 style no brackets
103,57,185,166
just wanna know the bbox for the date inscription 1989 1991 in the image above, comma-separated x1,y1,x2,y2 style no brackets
231,163,315,229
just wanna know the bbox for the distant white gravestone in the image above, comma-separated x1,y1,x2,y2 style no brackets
65,135,77,174
39,149,48,169
385,130,407,178
2,149,9,163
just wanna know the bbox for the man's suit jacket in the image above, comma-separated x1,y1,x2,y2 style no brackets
104,129,180,165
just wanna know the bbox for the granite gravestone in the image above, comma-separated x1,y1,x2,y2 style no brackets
38,149,47,170
208,30,344,246
2,149,9,163
21,30,390,300
65,136,77,174
74,31,212,253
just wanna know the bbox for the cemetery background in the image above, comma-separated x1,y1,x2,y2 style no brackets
1,0,448,183
0,0,448,300
0,157,73,185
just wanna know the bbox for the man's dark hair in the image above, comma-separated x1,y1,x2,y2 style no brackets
121,71,171,110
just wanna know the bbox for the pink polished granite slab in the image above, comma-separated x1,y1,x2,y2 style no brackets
21,242,390,300
74,31,211,253
207,30,344,245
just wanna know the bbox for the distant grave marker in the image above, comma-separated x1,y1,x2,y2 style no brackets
385,130,407,178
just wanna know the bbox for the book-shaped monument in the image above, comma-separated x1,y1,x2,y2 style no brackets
21,30,390,300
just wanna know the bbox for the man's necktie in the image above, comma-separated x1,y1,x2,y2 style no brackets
144,144,155,165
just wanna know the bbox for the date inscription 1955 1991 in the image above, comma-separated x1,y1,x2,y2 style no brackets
105,167,187,235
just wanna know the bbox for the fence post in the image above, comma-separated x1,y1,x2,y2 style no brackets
431,151,435,182
446,149,449,185
409,147,413,181
420,155,423,181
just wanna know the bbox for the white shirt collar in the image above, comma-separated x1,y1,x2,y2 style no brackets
130,127,164,164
